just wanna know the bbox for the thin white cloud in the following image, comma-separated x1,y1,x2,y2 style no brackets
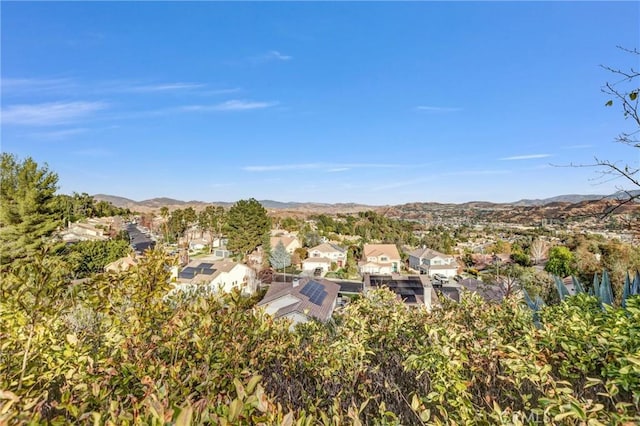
1,77,76,94
182,100,278,112
1,101,108,126
29,127,89,140
2,77,221,97
246,50,293,65
416,105,462,113
215,100,278,111
499,154,552,161
125,82,206,93
266,50,292,61
243,162,407,172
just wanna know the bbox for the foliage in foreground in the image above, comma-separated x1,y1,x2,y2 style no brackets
1,251,639,425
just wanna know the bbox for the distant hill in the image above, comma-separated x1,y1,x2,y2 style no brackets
138,197,190,208
94,190,640,215
93,194,138,207
512,194,605,206
92,195,374,214
513,190,640,206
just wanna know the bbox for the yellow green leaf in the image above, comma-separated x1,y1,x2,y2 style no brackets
175,405,193,426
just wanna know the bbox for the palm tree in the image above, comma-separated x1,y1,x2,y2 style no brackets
159,206,169,242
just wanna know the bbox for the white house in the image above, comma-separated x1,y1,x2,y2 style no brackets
60,221,109,243
302,257,332,276
408,247,459,278
270,235,301,254
307,242,347,266
257,277,340,326
302,242,347,275
189,239,209,251
171,258,256,295
358,244,401,275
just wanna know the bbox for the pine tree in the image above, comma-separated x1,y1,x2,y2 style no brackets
269,241,291,271
0,153,61,270
225,198,271,260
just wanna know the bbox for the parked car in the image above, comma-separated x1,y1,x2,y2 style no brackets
433,273,449,283
453,274,464,282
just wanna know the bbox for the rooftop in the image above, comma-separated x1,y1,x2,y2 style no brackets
364,273,431,305
258,277,340,322
363,244,401,260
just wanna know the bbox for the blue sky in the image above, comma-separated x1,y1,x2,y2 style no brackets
2,2,639,205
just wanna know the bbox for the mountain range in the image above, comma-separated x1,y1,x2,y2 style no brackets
93,190,640,213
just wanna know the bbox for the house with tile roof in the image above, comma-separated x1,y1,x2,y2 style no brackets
60,221,109,243
358,244,401,275
170,258,256,295
408,246,459,278
302,242,347,275
270,235,301,254
257,277,340,325
104,254,138,273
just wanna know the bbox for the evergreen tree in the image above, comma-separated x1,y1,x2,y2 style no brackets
225,198,271,260
269,241,291,271
0,153,60,270
64,239,132,278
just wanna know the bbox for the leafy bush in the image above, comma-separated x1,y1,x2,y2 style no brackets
2,250,639,424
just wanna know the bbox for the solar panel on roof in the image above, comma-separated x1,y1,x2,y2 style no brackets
300,281,328,306
179,267,198,279
301,281,323,296
309,291,327,306
199,263,214,268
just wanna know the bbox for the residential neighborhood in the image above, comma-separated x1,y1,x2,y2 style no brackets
43,193,640,329
4,2,640,423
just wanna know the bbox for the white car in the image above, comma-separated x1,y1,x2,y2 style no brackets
433,273,449,283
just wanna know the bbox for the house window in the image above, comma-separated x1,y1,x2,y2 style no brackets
380,256,388,262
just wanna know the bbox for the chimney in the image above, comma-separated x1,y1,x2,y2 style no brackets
292,278,300,287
